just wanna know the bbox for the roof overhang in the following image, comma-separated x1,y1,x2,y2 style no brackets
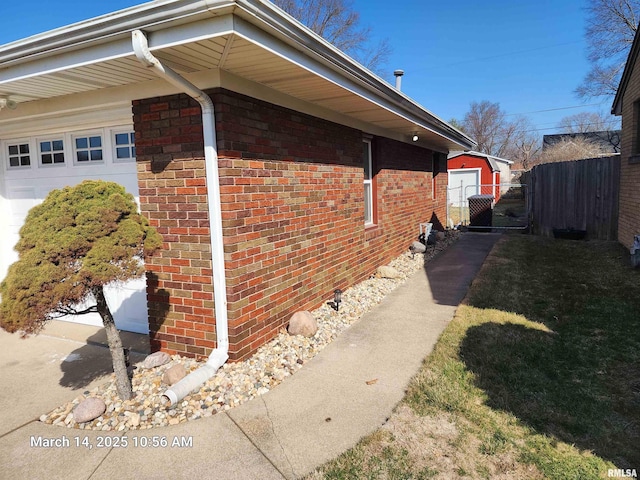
0,0,475,152
612,23,640,116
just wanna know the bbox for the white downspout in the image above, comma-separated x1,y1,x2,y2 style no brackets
132,30,229,406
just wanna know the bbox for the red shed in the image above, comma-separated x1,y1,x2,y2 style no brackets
447,151,513,203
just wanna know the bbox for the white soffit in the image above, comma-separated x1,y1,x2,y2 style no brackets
0,1,474,151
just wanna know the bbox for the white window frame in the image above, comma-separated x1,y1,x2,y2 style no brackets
5,139,33,170
112,129,136,163
72,131,105,165
37,136,66,167
363,138,373,225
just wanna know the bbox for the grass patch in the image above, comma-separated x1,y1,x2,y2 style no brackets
309,235,640,479
493,196,528,228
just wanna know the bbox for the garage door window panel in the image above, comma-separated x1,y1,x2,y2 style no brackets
113,131,136,162
7,142,31,168
39,139,65,166
74,134,103,163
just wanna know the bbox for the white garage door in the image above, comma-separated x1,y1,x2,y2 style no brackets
448,169,481,207
0,126,149,334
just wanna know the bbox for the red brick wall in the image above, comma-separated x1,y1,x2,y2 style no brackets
619,56,640,248
135,89,446,361
133,94,217,358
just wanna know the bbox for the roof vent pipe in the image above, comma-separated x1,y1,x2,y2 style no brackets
132,29,229,406
394,69,404,90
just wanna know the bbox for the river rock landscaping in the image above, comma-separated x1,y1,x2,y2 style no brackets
40,231,460,431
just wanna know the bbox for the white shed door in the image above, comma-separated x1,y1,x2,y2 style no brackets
0,128,149,334
448,169,480,207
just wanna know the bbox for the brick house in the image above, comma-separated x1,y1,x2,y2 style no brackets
0,0,475,362
612,25,640,250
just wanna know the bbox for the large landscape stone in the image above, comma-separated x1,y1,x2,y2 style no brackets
162,364,187,386
288,311,318,337
142,351,171,369
73,397,106,423
377,265,401,279
410,241,426,253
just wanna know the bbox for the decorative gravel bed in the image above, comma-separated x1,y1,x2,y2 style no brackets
41,231,460,431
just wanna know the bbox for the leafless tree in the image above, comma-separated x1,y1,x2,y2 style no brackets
271,0,391,72
538,137,608,164
577,0,640,98
557,111,620,133
512,129,542,170
459,101,525,158
456,101,542,169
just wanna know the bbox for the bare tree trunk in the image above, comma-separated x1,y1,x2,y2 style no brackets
92,286,132,401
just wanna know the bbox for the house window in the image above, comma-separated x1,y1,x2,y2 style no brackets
114,132,136,162
363,138,374,225
39,139,65,165
74,135,103,163
7,142,31,168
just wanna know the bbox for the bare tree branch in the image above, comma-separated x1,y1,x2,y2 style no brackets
556,111,620,133
51,304,99,318
578,0,640,99
271,0,391,73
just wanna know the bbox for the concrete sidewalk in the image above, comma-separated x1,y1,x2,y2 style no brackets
0,232,500,480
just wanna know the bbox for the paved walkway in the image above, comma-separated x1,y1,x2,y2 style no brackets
0,232,500,480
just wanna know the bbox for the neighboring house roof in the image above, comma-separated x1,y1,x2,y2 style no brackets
447,151,513,172
612,23,640,116
0,0,476,153
543,131,621,154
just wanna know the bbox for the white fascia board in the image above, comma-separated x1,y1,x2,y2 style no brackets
142,15,235,52
0,0,235,66
0,38,132,85
0,15,234,86
231,16,473,151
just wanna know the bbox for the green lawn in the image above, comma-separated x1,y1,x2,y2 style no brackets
308,235,640,479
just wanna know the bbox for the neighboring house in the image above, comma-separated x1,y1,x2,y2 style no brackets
612,24,640,250
447,151,513,204
0,0,475,361
542,131,621,154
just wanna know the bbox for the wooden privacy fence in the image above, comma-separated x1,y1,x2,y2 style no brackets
529,156,621,240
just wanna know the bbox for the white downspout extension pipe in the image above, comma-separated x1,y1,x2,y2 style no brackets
132,30,229,406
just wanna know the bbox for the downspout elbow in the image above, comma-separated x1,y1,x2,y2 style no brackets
132,29,214,113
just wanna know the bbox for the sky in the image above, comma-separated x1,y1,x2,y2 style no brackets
0,0,617,138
